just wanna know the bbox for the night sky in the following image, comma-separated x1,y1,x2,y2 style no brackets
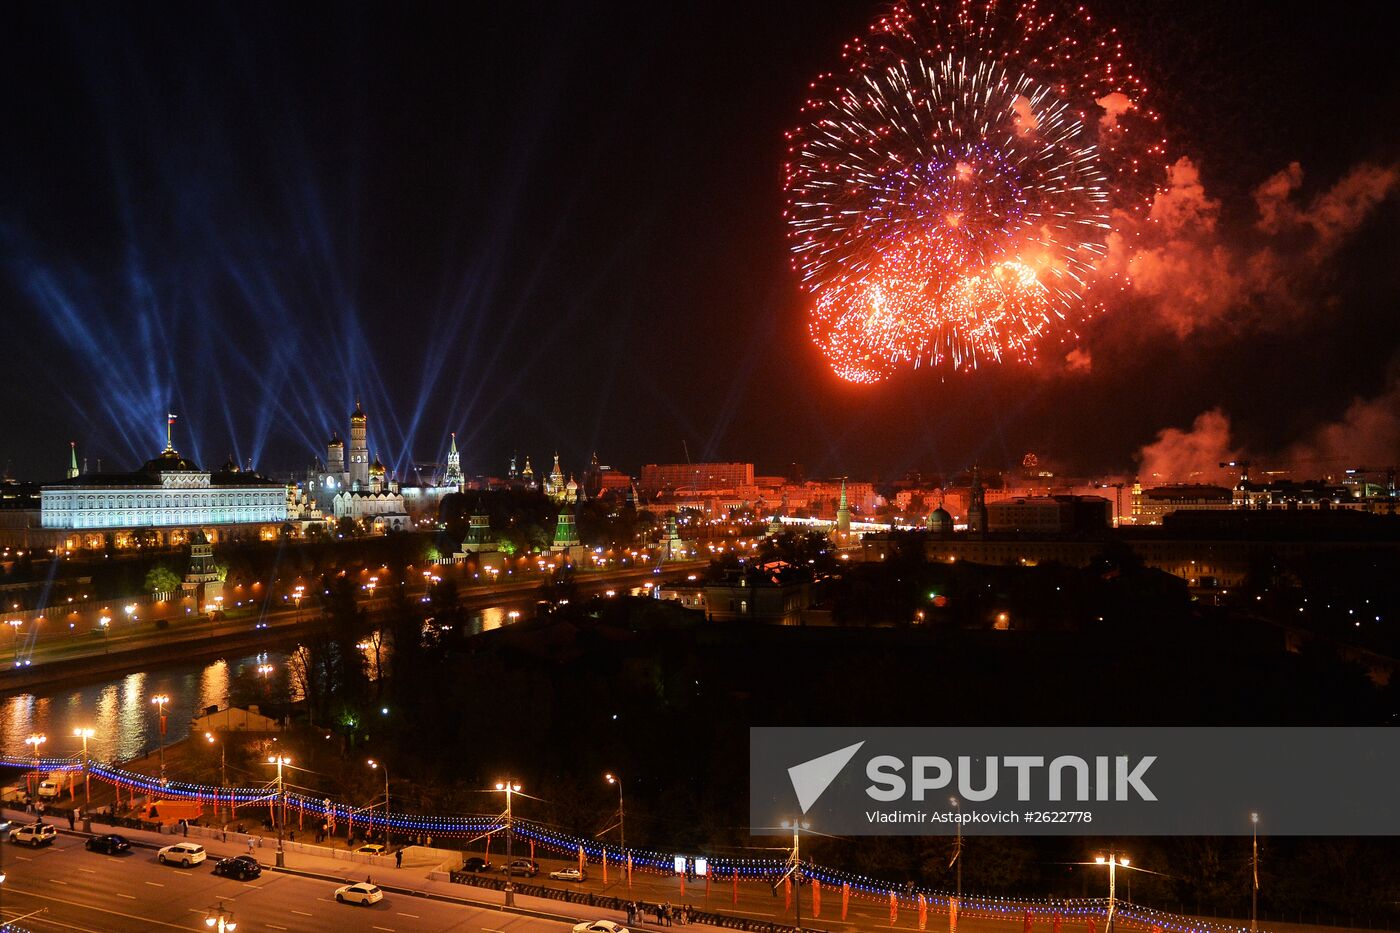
3,1,1398,484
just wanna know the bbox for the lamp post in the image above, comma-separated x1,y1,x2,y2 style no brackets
267,755,291,868
950,796,962,909
24,734,45,800
98,615,110,653
73,728,94,807
206,732,227,819
1094,853,1130,933
5,619,20,667
368,759,390,848
781,819,809,931
151,694,170,784
604,772,625,855
495,779,521,906
1250,812,1260,933
203,901,237,932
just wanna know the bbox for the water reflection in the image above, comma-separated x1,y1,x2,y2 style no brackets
3,653,278,763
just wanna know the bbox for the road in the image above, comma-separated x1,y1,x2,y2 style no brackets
0,832,571,933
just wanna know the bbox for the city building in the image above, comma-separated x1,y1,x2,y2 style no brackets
985,495,1112,534
7,422,288,551
639,462,755,494
306,402,410,532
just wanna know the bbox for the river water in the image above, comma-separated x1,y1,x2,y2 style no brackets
1,605,514,762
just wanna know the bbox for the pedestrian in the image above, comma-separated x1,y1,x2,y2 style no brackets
289,830,296,843
247,836,256,855
182,819,189,837
68,810,76,830
395,849,403,869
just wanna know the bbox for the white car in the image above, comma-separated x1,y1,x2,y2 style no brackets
551,867,587,882
9,823,57,847
572,923,628,933
36,781,61,800
157,842,207,866
334,882,384,906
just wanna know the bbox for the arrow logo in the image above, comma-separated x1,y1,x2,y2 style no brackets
788,741,865,814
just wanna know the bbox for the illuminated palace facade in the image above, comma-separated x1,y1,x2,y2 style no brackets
0,433,287,551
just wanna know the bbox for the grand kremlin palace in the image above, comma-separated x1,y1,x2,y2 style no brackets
0,444,286,551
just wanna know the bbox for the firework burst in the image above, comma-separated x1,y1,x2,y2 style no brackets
786,0,1166,382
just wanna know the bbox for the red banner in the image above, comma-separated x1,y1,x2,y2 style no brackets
784,875,791,911
1087,920,1098,933
842,882,850,920
705,867,710,898
160,714,167,736
890,891,898,925
732,869,739,905
628,853,633,889
578,845,585,875
813,878,821,918
485,833,491,863
919,893,928,930
603,850,608,885
530,839,535,861
949,896,958,933
1053,913,1061,933
680,870,686,898
1024,909,1034,933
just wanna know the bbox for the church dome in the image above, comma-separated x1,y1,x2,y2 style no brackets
351,400,367,424
928,507,952,534
328,432,343,448
222,455,241,473
370,456,387,476
141,447,201,474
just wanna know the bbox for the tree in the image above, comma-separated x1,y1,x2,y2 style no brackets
335,516,358,538
144,565,182,596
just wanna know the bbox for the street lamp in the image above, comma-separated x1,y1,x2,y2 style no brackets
203,901,238,931
1095,853,1131,933
267,755,291,867
25,734,45,799
780,819,811,931
151,694,170,784
604,772,625,855
495,779,521,906
5,619,21,667
368,759,390,847
950,796,962,908
73,728,94,806
98,615,110,653
1251,812,1260,933
206,732,227,817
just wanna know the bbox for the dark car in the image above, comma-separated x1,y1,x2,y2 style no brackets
85,833,132,855
212,855,263,880
500,858,540,877
462,856,492,873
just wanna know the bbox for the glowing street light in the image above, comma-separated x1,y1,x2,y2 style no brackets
73,728,94,805
495,779,522,906
266,754,292,867
368,759,391,846
151,694,170,783
203,900,237,931
779,818,812,931
25,734,46,795
1095,853,1132,933
98,615,111,653
604,772,625,856
1250,812,1261,933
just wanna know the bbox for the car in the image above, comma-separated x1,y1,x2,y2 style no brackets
550,867,587,882
461,856,491,872
157,842,207,866
334,882,384,906
572,922,629,933
85,834,131,855
9,823,57,847
36,781,61,800
500,858,540,877
355,844,386,856
212,855,262,879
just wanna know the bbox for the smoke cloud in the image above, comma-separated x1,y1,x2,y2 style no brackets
1136,408,1240,483
1095,91,1134,132
1134,370,1400,482
1064,347,1092,373
1104,157,1398,337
